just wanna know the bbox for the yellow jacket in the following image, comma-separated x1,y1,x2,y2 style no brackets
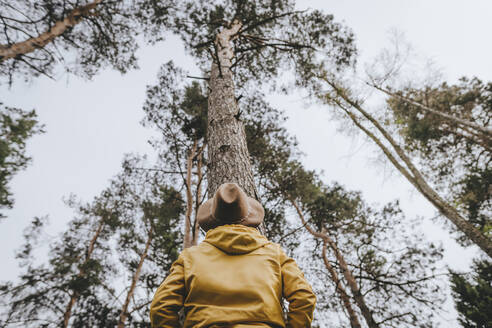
150,225,316,328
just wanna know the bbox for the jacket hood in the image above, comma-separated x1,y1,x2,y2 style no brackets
204,224,269,255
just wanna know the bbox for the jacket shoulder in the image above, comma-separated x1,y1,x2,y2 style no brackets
181,242,215,257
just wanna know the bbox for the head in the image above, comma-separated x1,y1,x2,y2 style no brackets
197,183,264,231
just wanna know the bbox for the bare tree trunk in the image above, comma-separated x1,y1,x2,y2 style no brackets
192,151,203,246
324,234,379,328
117,227,153,328
369,83,492,138
206,20,257,199
0,0,102,61
62,215,105,327
63,296,78,328
290,199,378,328
322,242,362,328
183,140,197,249
324,78,492,258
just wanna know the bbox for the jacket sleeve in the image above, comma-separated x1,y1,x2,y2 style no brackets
279,247,316,328
150,253,186,328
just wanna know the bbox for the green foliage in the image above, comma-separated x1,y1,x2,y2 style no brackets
167,0,356,88
387,77,491,244
450,259,492,328
180,82,209,140
0,104,44,218
305,183,362,231
1,0,356,87
142,61,207,163
0,0,174,83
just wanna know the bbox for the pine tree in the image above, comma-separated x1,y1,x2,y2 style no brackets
0,0,174,83
112,155,184,327
163,0,356,199
314,73,492,257
0,191,120,327
264,158,445,327
384,77,491,246
0,156,184,327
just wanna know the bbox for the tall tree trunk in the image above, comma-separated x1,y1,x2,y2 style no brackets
324,78,492,258
192,151,203,246
370,83,492,137
0,0,102,61
183,140,197,249
206,20,257,198
117,227,153,328
62,215,105,328
290,199,378,328
322,242,362,328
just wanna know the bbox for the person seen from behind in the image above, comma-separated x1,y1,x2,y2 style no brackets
150,182,316,327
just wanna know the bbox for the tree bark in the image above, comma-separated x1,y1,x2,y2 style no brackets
183,140,197,249
290,199,378,328
0,0,103,61
206,20,257,198
370,83,492,138
117,227,153,328
322,242,362,328
324,78,492,258
62,215,105,328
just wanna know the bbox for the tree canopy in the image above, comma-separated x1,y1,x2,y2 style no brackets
386,77,491,244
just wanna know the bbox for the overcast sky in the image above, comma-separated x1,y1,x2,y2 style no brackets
1,1,491,326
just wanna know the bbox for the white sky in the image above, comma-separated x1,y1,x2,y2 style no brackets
1,0,491,326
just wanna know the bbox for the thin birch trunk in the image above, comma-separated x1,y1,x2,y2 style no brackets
117,227,153,328
290,199,378,328
62,215,105,328
206,20,257,198
183,140,197,249
192,151,203,246
0,0,103,61
370,83,492,137
325,79,492,257
322,242,362,328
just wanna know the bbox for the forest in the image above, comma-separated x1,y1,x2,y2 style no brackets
0,0,490,327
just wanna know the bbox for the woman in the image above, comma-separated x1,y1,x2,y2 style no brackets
150,183,316,327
